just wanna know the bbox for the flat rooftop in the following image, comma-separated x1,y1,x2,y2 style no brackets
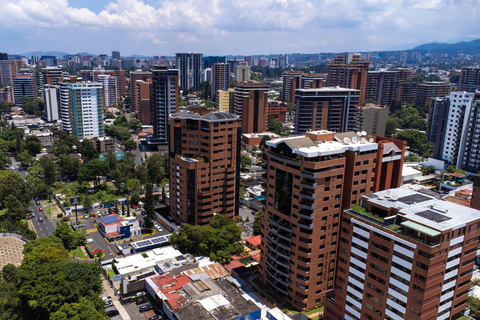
364,188,480,231
114,246,182,276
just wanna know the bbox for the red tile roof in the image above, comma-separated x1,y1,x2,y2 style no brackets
246,235,261,247
151,274,191,293
444,196,471,207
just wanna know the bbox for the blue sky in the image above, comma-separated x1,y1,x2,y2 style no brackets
0,0,479,56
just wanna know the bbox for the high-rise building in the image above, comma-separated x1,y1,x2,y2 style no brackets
13,75,36,104
150,67,179,144
175,53,203,92
168,109,240,225
327,53,370,103
0,86,14,103
415,81,451,110
0,52,8,60
259,131,404,310
39,67,68,100
0,60,22,87
216,88,234,113
203,56,226,69
396,80,418,105
81,69,126,97
60,77,104,138
44,84,60,121
234,64,251,83
355,104,389,137
325,187,480,320
428,97,450,159
212,63,230,98
281,71,326,103
267,100,287,123
137,79,152,125
365,70,407,106
112,51,121,61
459,67,480,92
130,71,152,112
295,87,360,135
233,81,269,134
97,74,118,107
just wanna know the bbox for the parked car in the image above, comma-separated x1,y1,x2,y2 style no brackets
106,310,119,317
155,224,162,232
130,204,137,209
136,298,148,305
103,301,114,308
83,213,89,219
93,248,102,254
74,223,85,228
86,238,94,244
149,316,161,320
139,305,154,313
141,211,146,216
92,212,96,217
39,207,43,211
136,291,146,297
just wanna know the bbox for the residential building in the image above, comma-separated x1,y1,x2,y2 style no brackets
241,132,280,147
97,74,118,107
415,81,451,110
130,71,152,112
428,97,450,158
365,70,410,106
325,188,480,320
97,214,141,241
267,100,287,123
459,67,480,92
295,87,360,135
60,77,104,138
39,67,68,100
168,110,240,225
355,104,389,137
44,84,60,121
328,53,370,103
300,73,325,90
175,53,203,92
281,71,326,103
259,130,404,310
216,88,234,113
211,63,230,98
233,81,269,134
234,64,251,82
396,80,418,105
86,136,115,153
13,75,36,104
137,79,152,125
112,51,121,61
0,86,13,103
81,69,126,97
0,60,22,87
150,67,179,144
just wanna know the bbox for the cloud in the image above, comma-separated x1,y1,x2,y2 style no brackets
0,0,479,54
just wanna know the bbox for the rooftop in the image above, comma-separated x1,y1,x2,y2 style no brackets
170,111,238,121
246,235,261,247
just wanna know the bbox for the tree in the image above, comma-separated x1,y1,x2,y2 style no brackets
17,150,33,168
50,297,106,320
58,154,80,181
240,154,252,170
267,116,286,136
131,192,140,205
82,195,93,212
204,100,215,109
53,223,86,251
404,152,420,162
395,130,433,157
385,117,400,137
113,115,128,127
80,140,99,163
39,156,58,186
105,150,118,172
0,151,11,169
253,213,262,235
78,159,109,188
0,171,32,208
468,296,480,320
128,118,142,133
25,135,43,156
124,139,137,152
3,194,28,221
104,125,131,142
125,178,141,193
26,165,49,198
146,154,166,185
143,181,155,232
259,135,271,151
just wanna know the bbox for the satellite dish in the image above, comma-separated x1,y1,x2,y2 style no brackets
352,137,358,143
361,138,368,144
356,131,362,136
390,192,398,201
378,194,385,200
362,131,367,136
343,137,351,145
385,191,391,198
369,138,374,143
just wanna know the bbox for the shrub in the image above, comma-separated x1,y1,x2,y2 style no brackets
57,213,63,218
85,244,94,258
62,216,69,222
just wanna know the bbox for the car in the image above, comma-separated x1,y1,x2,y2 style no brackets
155,224,162,232
36,200,40,205
74,223,85,228
139,305,154,313
93,249,102,254
149,316,161,320
39,207,43,211
28,212,35,218
83,213,89,219
38,217,42,222
136,291,146,297
86,238,94,244
105,310,119,317
141,211,146,216
102,296,112,302
92,212,96,217
103,301,114,308
252,211,258,216
136,297,148,305
130,204,137,209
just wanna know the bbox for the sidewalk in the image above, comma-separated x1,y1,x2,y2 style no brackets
102,279,131,320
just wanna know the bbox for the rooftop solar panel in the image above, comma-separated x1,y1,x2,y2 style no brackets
414,210,452,223
397,194,432,205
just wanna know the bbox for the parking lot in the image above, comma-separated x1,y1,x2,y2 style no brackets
123,299,161,320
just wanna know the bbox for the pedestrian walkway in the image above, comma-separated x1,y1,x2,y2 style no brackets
102,279,131,320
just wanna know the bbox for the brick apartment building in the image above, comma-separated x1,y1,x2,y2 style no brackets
365,70,411,107
328,53,370,104
267,100,287,123
212,62,230,98
325,188,480,320
259,130,405,310
130,71,152,112
281,71,325,103
415,81,451,110
168,109,241,225
233,81,269,134
39,67,68,100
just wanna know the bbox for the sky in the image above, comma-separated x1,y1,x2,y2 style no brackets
0,0,479,57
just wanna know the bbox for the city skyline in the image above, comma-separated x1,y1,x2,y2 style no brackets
1,0,479,56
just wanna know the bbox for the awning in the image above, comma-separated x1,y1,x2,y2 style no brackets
400,220,441,237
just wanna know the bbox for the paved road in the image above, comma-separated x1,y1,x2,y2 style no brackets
239,206,257,222
29,202,56,237
9,156,28,178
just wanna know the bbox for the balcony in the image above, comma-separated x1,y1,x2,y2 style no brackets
299,202,315,210
301,171,317,179
278,232,292,242
298,211,315,220
267,151,301,167
298,221,314,229
300,182,317,190
299,192,316,200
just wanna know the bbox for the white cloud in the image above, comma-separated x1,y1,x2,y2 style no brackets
0,0,478,54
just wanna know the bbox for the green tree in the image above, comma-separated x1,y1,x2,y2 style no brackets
124,139,137,152
404,152,420,162
143,181,155,232
468,296,480,320
128,118,143,133
25,135,43,156
267,116,286,135
105,150,118,172
53,223,86,251
113,115,128,127
17,150,33,168
80,140,99,163
0,151,11,169
131,192,140,205
26,165,50,198
50,297,106,320
253,213,262,235
259,135,271,151
146,154,166,185
385,117,400,137
58,154,80,181
78,159,109,188
39,156,58,186
82,195,93,212
0,171,32,208
240,154,252,170
125,178,141,193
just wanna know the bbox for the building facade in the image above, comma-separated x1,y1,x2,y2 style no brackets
130,71,152,112
234,64,251,82
365,70,410,106
325,188,480,320
211,63,230,98
355,104,389,137
175,53,203,92
13,75,37,104
415,81,451,110
39,67,68,100
233,81,269,134
216,88,234,113
459,67,480,92
281,71,325,103
60,77,104,138
267,100,287,123
44,84,60,121
168,110,240,225
259,130,404,310
150,67,179,144
327,53,370,104
295,87,360,135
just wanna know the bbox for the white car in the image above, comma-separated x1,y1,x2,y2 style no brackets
86,238,94,244
155,224,162,232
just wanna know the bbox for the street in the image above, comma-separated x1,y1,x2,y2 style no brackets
9,156,28,178
29,202,56,237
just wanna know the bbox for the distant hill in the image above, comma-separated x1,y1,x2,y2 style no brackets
412,39,480,53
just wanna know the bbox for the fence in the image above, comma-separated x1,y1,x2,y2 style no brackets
0,232,29,243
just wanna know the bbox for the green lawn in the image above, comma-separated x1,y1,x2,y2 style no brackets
71,247,87,259
106,269,116,278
